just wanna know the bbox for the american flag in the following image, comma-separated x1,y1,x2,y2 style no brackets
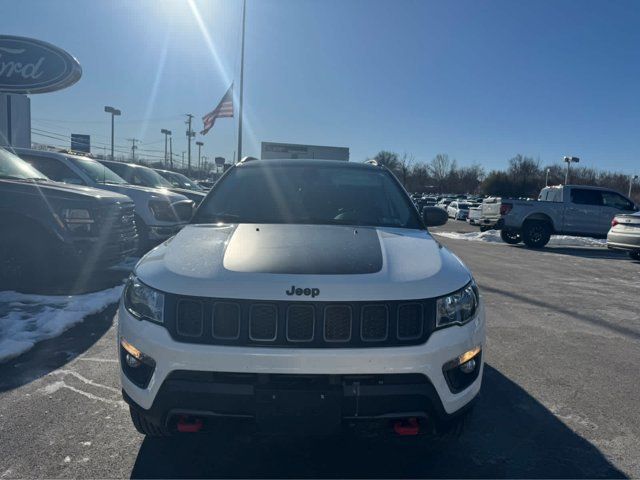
200,84,234,135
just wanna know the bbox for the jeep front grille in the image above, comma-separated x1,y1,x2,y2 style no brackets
286,305,315,342
166,295,436,348
249,304,278,341
212,302,241,339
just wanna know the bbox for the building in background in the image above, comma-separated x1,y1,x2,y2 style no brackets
261,141,349,161
0,94,31,148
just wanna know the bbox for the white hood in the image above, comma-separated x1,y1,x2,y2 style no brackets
135,224,472,301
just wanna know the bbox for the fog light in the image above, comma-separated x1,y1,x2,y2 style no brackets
459,358,476,374
120,338,156,389
125,353,142,369
442,347,482,394
443,346,481,371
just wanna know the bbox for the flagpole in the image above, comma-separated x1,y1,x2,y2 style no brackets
236,0,246,162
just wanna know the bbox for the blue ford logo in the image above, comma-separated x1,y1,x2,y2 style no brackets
0,35,82,94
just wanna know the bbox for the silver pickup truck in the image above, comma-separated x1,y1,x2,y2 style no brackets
489,185,637,248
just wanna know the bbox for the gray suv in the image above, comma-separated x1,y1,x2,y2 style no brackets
14,149,194,252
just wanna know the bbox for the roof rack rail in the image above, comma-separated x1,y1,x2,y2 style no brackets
239,156,259,163
364,159,379,166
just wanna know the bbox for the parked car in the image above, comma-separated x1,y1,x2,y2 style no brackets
496,185,637,248
607,212,640,260
447,201,472,220
195,179,216,190
436,198,454,209
0,147,137,290
14,149,194,252
99,160,206,206
118,159,484,438
154,168,207,194
467,205,482,226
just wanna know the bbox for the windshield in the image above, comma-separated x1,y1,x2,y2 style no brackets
69,156,127,184
161,170,202,190
0,148,48,180
193,164,422,229
133,167,173,188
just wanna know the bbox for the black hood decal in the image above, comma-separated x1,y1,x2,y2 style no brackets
223,224,383,275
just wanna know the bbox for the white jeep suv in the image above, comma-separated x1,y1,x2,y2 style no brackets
118,158,485,437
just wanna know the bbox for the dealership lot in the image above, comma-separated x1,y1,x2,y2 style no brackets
0,221,638,478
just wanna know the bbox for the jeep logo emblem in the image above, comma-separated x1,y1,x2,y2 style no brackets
286,285,320,298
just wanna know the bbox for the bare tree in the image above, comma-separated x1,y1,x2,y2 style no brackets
397,153,415,186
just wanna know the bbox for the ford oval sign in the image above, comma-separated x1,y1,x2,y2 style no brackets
0,35,82,94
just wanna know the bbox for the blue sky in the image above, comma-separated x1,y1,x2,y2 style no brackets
4,0,639,172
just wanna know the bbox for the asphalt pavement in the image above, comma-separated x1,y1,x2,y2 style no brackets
1,221,639,478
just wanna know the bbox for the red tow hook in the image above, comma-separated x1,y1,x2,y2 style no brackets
393,417,420,436
176,415,204,433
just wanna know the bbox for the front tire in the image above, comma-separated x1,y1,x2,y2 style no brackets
522,221,551,248
129,407,169,437
0,231,53,292
500,229,522,245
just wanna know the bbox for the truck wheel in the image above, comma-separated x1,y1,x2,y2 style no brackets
0,232,52,292
629,251,640,261
129,407,169,437
500,229,522,245
522,221,551,248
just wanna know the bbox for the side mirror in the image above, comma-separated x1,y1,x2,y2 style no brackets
422,206,448,227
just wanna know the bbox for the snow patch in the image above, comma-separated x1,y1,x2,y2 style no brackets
433,229,606,247
0,286,123,363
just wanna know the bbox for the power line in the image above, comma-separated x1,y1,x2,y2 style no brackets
30,127,168,160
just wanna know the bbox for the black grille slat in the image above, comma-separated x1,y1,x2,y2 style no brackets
213,302,241,339
324,306,352,342
165,296,436,348
361,305,388,341
249,304,278,341
287,305,315,342
176,300,204,337
397,303,424,340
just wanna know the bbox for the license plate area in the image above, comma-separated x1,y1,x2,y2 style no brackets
255,388,342,434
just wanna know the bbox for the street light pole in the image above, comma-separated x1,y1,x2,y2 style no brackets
169,136,173,169
563,156,580,184
629,175,638,198
545,168,550,187
196,141,203,171
104,106,121,160
161,129,172,168
185,114,195,175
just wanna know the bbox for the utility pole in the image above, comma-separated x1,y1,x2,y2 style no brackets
169,136,173,169
237,0,246,161
185,114,195,175
196,141,203,171
104,106,121,160
161,129,172,167
563,156,579,184
182,151,185,168
545,168,550,187
127,138,139,162
629,175,638,197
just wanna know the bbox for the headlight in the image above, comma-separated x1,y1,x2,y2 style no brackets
436,281,479,328
61,208,94,235
148,200,176,222
123,275,165,323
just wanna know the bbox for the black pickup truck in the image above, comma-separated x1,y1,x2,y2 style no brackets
0,148,138,291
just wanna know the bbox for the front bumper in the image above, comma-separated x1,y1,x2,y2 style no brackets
118,301,485,428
